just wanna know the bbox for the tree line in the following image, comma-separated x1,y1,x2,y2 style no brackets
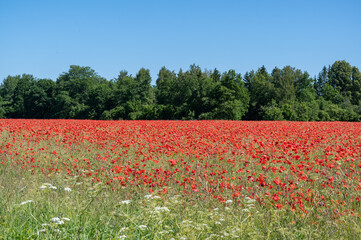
1,60,361,121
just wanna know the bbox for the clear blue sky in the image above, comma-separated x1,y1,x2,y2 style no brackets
1,0,360,84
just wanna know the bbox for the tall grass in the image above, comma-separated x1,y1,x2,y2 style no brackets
1,153,361,239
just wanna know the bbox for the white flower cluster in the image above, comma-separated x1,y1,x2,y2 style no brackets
144,194,161,200
138,225,147,230
40,183,71,192
154,206,170,212
37,217,70,235
51,217,70,225
120,200,132,205
40,183,57,190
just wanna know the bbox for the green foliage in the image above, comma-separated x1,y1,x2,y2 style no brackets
262,100,284,120
0,61,361,121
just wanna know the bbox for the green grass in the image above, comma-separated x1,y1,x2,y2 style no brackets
1,165,361,239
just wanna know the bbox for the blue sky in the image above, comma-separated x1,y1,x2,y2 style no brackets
1,0,360,84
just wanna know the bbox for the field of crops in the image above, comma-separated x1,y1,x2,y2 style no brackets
1,119,361,239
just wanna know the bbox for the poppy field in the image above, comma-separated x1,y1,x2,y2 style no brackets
1,119,361,239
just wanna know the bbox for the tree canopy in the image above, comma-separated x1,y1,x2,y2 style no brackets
1,60,361,121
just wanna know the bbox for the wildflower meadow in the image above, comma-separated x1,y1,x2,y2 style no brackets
1,119,361,239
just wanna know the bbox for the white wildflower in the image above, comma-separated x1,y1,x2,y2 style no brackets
51,217,65,225
144,194,161,200
120,200,132,205
62,217,70,221
49,185,57,190
119,227,128,232
64,187,71,192
40,185,48,189
154,206,170,212
225,200,233,204
138,225,147,230
118,235,127,239
20,200,33,205
215,221,222,225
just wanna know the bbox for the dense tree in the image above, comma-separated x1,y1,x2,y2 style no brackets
315,66,328,97
351,66,361,105
9,74,36,118
271,66,297,104
24,79,56,118
244,66,274,119
0,61,360,121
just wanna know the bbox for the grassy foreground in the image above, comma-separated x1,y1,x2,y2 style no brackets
1,166,361,240
1,120,361,239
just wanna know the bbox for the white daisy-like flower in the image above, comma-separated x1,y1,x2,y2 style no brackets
120,200,132,204
225,200,233,204
64,187,71,192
